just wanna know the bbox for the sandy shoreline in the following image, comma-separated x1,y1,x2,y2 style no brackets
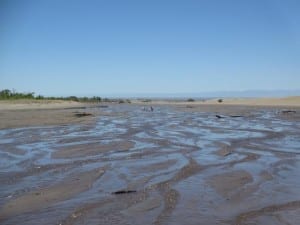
0,100,85,110
0,100,103,129
1,96,300,111
1,97,299,130
132,96,300,107
0,99,299,225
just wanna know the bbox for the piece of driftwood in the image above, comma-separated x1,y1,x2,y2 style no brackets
112,190,137,195
64,107,87,110
281,110,296,114
216,115,243,119
74,112,93,118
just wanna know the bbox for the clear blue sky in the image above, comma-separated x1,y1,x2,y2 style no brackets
1,0,299,96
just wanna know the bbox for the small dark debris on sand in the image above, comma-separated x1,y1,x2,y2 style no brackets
74,112,93,118
64,106,87,110
112,190,137,195
216,115,243,119
142,106,154,112
186,105,195,108
281,110,296,114
229,115,243,118
223,151,232,157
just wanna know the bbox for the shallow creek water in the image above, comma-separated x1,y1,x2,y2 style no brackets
0,105,299,225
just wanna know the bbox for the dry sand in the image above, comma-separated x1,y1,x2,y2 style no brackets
0,98,299,225
206,96,300,106
0,100,102,129
133,96,300,107
0,99,84,110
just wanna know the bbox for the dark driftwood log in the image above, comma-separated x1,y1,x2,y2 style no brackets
216,115,243,119
281,110,296,114
74,112,93,118
112,190,137,195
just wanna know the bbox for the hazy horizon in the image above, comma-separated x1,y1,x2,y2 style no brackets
24,89,300,98
98,89,300,98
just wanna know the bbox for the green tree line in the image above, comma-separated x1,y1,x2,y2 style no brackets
0,89,102,102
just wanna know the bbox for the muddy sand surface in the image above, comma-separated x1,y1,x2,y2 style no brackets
0,104,299,225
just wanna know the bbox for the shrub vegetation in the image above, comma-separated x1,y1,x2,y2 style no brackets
187,98,195,102
0,89,103,103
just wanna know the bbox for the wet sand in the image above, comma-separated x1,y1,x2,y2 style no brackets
0,100,299,224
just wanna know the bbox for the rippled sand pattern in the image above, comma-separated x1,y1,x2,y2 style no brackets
0,105,299,225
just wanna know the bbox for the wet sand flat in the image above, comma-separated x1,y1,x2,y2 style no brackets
0,168,105,219
0,101,299,225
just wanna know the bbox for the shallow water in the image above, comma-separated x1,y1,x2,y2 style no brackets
0,105,299,225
